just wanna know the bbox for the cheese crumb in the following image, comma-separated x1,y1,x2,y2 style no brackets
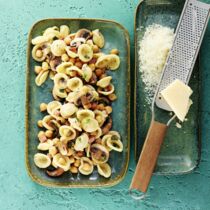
139,24,174,104
176,122,182,129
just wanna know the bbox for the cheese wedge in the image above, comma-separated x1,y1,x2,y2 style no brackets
160,79,193,122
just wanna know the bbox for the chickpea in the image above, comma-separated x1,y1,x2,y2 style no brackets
49,146,57,156
74,159,81,167
64,36,71,45
39,103,47,112
70,166,78,174
34,66,42,74
61,53,69,62
97,103,105,110
83,163,91,171
108,93,117,101
75,61,83,69
42,62,49,71
69,57,75,64
95,138,102,144
66,88,71,93
45,130,53,138
52,138,59,145
93,45,99,53
100,74,107,79
110,48,119,55
37,120,43,128
69,71,77,77
89,63,95,71
105,106,112,114
96,115,103,123
38,131,47,142
58,157,66,165
91,102,98,110
67,148,74,156
95,68,104,77
69,156,75,163
35,49,43,58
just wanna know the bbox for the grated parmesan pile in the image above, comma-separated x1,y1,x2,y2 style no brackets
139,24,174,104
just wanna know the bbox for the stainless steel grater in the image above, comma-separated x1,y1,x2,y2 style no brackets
156,0,210,111
130,0,210,197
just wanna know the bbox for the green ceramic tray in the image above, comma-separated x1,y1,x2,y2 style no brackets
25,18,130,187
134,0,201,174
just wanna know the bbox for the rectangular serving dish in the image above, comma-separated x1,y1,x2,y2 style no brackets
25,18,130,187
134,0,201,174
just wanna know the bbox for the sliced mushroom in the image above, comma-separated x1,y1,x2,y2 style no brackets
57,141,68,156
82,64,92,82
70,37,86,48
78,44,93,62
90,144,109,164
74,133,89,151
102,117,113,135
97,163,111,178
35,70,49,86
97,76,112,88
46,167,65,177
79,157,94,175
98,97,110,105
51,40,66,56
34,153,51,168
53,73,69,89
92,29,105,48
56,62,73,73
49,56,62,71
60,103,77,119
75,29,92,40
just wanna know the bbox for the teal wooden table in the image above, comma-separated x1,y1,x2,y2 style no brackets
1,0,210,209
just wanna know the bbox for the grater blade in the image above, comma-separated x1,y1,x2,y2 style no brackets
155,0,210,111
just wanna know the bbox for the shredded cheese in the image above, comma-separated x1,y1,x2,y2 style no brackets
139,24,174,104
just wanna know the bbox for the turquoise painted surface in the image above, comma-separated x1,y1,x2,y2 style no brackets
1,0,210,209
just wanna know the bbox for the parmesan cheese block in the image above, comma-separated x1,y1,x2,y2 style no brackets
160,79,193,122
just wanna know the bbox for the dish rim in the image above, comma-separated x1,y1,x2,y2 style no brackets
133,0,201,175
25,18,130,188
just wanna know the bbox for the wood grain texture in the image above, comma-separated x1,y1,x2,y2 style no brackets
130,121,168,192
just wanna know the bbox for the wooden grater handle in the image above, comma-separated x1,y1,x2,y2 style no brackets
130,120,168,193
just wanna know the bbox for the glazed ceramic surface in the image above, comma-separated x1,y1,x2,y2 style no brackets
135,0,201,174
26,18,130,187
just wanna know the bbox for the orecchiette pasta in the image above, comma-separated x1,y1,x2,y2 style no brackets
32,25,123,178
